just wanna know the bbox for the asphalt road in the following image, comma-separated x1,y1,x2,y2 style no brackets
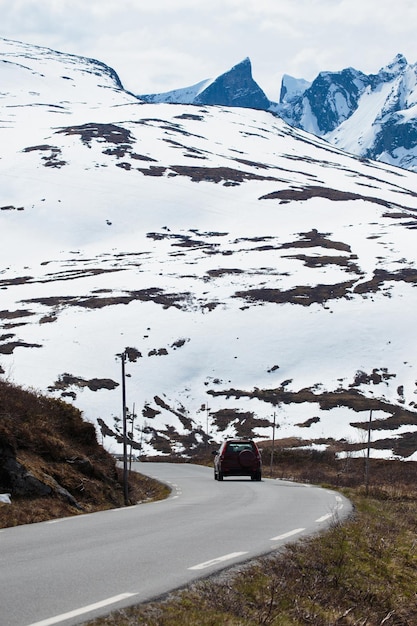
0,463,352,626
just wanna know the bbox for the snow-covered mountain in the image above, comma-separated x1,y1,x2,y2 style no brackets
139,57,270,110
2,37,417,460
275,54,417,173
141,53,417,174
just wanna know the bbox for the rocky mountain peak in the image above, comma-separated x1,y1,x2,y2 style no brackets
279,74,311,104
194,57,270,109
140,57,270,110
378,53,408,78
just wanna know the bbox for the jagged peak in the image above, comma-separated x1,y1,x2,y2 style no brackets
230,57,251,69
193,56,270,109
279,74,312,103
379,53,408,76
220,57,253,78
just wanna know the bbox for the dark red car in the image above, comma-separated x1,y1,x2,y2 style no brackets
213,439,262,481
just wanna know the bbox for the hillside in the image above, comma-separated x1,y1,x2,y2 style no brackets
0,380,167,527
1,38,417,460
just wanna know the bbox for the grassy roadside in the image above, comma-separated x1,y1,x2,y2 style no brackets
0,379,170,528
86,454,417,626
0,468,169,527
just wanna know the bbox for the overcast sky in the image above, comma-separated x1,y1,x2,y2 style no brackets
1,0,416,100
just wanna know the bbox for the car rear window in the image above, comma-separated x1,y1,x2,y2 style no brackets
226,442,255,453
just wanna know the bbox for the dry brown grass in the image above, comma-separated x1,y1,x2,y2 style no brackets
0,380,169,528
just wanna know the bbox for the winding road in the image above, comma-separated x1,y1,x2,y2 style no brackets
0,463,352,626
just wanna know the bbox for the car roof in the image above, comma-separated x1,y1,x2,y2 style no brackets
224,438,254,442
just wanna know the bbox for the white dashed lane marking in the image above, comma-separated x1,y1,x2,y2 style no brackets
270,528,305,541
26,593,138,626
189,552,248,571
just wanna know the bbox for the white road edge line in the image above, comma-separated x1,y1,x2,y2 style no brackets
316,513,333,523
189,551,248,571
26,592,138,626
270,528,305,541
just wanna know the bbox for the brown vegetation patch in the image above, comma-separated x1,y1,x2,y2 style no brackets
39,314,58,324
153,396,194,431
0,276,33,287
148,348,168,357
56,123,134,147
1,205,24,211
22,144,67,168
102,148,157,163
48,373,119,394
136,166,167,176
0,333,14,342
382,211,417,228
233,235,275,244
296,416,321,428
25,288,194,312
350,368,396,386
130,152,158,162
0,341,42,354
173,113,205,121
234,280,356,306
233,157,272,169
171,338,189,349
168,165,277,184
260,185,394,208
283,253,362,274
147,231,219,252
0,309,35,320
353,267,417,294
125,347,142,362
280,228,351,253
206,268,244,278
9,268,124,291
211,408,270,438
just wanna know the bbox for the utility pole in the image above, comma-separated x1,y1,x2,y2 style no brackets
129,403,136,472
121,351,129,506
270,411,276,477
365,409,372,496
206,405,210,449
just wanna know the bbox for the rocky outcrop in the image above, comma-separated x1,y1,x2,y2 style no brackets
0,437,82,509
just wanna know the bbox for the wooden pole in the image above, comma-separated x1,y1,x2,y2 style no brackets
121,352,129,506
365,409,372,496
270,412,276,477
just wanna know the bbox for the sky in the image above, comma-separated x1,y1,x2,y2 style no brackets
1,0,417,101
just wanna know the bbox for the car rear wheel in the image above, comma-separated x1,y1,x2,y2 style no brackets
218,471,224,481
238,449,256,467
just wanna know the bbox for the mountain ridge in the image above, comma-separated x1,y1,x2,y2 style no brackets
139,51,417,173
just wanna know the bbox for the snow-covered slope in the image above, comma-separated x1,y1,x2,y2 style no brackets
0,37,137,108
2,38,417,460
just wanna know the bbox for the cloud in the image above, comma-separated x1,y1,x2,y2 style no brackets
0,0,416,99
